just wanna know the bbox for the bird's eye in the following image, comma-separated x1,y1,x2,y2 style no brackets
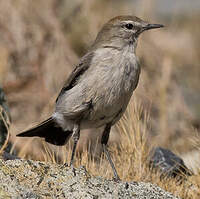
125,23,133,30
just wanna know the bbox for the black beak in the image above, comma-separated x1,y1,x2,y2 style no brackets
143,23,164,31
135,23,164,37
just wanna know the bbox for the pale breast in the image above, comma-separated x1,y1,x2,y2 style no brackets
80,46,140,128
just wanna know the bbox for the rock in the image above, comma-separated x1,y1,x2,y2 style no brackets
1,151,20,160
0,159,179,199
149,147,193,178
0,87,12,153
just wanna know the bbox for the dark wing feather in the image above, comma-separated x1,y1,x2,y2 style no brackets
56,52,94,102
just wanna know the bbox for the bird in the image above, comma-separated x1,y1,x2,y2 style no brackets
17,15,163,181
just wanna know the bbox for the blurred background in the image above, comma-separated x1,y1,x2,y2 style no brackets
1,0,200,172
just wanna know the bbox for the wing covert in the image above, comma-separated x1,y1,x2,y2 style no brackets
56,52,94,102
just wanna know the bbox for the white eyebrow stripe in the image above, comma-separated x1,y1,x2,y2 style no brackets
123,20,141,27
124,20,134,24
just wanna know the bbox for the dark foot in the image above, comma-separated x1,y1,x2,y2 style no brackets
70,165,76,176
62,163,76,176
125,182,129,189
63,162,68,167
112,176,121,182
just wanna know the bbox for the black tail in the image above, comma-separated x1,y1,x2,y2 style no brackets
17,117,72,146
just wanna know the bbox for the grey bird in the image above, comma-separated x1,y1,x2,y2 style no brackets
17,15,163,180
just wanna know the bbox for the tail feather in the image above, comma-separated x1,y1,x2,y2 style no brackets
17,117,72,146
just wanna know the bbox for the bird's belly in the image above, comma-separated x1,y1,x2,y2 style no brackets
80,67,139,129
80,91,131,129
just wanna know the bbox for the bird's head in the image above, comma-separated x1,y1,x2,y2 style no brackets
92,15,164,49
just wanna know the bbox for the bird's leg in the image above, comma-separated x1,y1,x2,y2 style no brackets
101,123,120,181
70,124,80,168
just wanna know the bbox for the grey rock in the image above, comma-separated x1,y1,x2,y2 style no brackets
0,159,179,199
149,147,193,178
2,151,20,160
0,87,12,153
